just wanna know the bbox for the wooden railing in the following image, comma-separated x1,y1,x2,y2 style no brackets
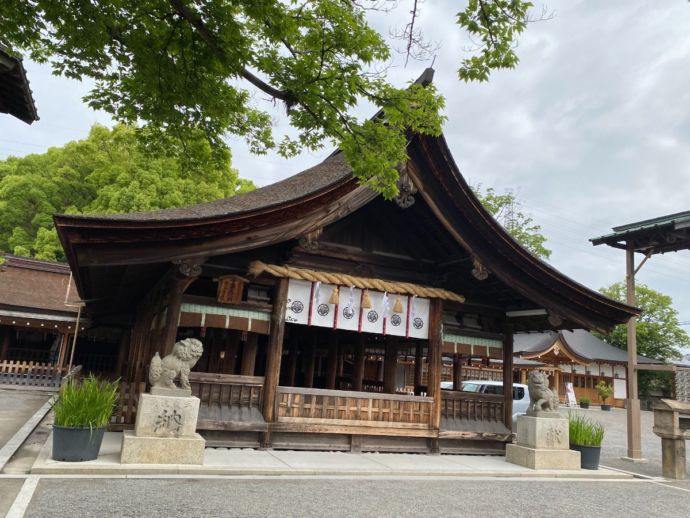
440,391,504,422
276,386,434,428
110,381,146,430
189,372,265,411
0,360,71,389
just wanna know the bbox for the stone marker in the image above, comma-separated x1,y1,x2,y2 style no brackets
121,339,206,465
506,370,580,470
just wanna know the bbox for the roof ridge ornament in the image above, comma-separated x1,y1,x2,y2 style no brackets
394,162,417,209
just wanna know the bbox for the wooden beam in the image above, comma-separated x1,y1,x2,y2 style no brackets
240,333,258,376
427,298,443,431
383,338,398,394
352,334,366,391
502,326,514,431
261,277,288,423
636,364,677,372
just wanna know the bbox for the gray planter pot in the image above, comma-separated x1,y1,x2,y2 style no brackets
601,404,612,411
52,425,106,462
570,443,601,470
579,402,590,409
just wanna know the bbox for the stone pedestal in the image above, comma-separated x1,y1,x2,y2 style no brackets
120,393,205,465
506,415,580,470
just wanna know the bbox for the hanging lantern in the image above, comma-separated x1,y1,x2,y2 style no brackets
393,296,404,314
329,286,340,305
361,289,372,309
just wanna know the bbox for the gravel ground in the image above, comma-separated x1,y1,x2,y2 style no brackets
564,406,689,477
23,478,690,518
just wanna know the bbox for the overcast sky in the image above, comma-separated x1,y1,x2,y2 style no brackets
1,1,690,349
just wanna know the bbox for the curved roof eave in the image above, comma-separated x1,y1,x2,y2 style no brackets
406,134,639,333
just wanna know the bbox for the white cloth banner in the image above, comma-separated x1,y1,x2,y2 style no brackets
284,279,430,339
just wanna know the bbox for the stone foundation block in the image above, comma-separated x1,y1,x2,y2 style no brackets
516,415,569,450
506,443,581,470
120,430,205,464
134,393,200,438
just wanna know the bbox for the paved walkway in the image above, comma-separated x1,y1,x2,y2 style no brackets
31,432,629,478
0,389,51,449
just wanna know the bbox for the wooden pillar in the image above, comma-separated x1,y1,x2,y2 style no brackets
626,244,642,459
304,334,317,388
240,333,259,376
452,354,462,390
261,278,289,424
115,332,129,378
352,334,366,391
414,341,423,391
502,325,514,431
224,331,240,374
325,333,339,389
55,332,69,370
383,338,398,394
427,299,443,431
286,340,299,386
162,261,203,356
0,328,10,360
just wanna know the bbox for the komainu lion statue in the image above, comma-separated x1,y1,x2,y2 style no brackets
148,338,204,391
527,370,559,414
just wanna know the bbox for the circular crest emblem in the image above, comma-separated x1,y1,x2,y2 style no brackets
343,306,355,319
367,310,379,323
317,303,330,316
290,301,304,314
390,314,402,327
412,317,424,330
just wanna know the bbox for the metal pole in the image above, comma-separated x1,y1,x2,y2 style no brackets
66,306,82,375
626,244,642,459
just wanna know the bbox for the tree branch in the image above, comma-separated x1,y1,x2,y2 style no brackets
168,0,295,105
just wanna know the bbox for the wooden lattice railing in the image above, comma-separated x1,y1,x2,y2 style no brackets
276,386,434,427
189,372,264,411
110,381,146,430
0,360,71,388
440,391,504,422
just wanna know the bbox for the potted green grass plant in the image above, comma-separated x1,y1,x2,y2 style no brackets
596,381,614,411
578,396,591,409
569,413,605,470
52,375,119,462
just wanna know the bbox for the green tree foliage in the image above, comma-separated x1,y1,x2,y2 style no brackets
598,283,688,396
0,125,253,262
473,185,551,259
0,0,535,197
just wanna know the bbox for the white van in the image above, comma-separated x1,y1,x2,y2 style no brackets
440,380,530,421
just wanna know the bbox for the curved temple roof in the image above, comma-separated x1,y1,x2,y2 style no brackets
55,133,639,333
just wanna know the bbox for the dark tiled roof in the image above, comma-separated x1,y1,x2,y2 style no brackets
0,255,79,315
63,151,352,222
514,329,659,364
0,47,39,124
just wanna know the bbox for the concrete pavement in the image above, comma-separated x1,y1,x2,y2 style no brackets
6,476,689,518
31,432,630,478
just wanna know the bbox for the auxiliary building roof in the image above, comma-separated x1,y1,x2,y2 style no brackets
514,329,659,365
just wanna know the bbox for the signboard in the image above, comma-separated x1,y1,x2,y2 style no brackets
614,378,626,400
565,382,577,407
284,279,430,339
